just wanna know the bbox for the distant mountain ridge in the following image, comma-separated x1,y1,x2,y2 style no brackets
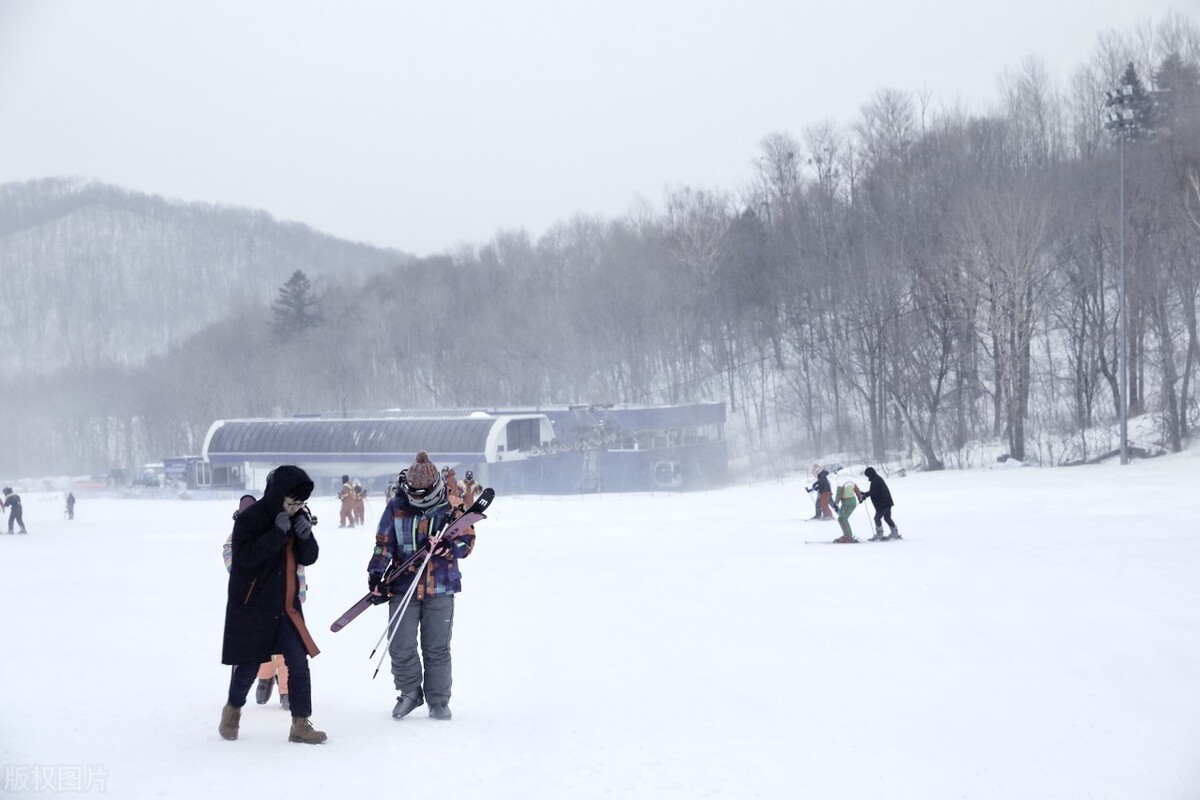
0,177,407,373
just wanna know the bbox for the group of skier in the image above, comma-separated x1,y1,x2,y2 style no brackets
807,464,901,543
219,452,480,745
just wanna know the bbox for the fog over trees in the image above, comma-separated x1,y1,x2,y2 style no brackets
1,16,1197,479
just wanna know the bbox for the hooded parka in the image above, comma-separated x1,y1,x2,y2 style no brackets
222,465,319,666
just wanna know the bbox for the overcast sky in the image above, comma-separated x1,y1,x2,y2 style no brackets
0,0,1188,256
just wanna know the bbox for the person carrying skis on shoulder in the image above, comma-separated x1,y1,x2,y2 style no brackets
861,466,901,541
367,451,476,722
833,479,863,543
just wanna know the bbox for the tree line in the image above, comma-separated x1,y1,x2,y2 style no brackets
3,15,1198,480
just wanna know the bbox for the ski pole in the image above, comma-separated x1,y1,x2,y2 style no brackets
363,513,466,658
364,548,430,657
371,546,437,679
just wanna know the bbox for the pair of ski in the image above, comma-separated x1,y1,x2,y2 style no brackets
329,487,494,633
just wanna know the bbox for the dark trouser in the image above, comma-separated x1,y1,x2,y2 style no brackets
388,593,455,704
8,509,24,533
872,504,897,532
228,617,313,718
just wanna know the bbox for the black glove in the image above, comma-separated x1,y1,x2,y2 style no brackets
368,574,390,604
292,512,313,539
274,511,292,532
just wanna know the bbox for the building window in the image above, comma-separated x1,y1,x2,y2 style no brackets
506,419,540,452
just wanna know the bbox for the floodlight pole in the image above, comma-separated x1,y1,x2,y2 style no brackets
1105,84,1132,466
1118,132,1128,466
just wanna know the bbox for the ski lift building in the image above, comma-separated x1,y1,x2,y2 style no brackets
200,403,726,495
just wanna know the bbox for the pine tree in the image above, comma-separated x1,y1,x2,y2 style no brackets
271,270,323,339
1152,51,1200,132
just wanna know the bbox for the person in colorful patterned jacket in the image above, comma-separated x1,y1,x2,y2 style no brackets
368,451,476,722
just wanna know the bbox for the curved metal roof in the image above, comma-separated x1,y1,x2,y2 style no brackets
205,418,495,464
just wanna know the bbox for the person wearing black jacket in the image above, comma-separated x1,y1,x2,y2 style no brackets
861,466,901,541
2,487,26,533
806,469,835,520
219,465,327,744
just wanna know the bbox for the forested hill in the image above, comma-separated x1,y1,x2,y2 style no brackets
0,178,406,373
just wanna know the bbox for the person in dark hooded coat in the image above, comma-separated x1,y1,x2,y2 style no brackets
219,465,327,744
861,466,901,540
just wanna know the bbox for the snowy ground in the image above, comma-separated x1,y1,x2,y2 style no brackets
2,454,1199,799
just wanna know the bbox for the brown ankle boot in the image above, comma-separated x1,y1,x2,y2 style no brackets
288,717,327,744
219,704,241,740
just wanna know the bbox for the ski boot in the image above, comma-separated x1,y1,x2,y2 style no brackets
868,528,887,541
887,528,903,540
832,534,857,543
429,703,452,721
392,692,424,719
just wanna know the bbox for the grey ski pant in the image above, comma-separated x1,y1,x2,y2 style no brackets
387,593,455,704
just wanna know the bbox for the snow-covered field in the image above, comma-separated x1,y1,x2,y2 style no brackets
2,454,1199,799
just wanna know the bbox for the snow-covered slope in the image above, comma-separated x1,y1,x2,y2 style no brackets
2,455,1198,799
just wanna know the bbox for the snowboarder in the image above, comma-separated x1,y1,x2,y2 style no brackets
861,467,901,541
833,479,863,543
219,465,327,744
367,451,476,721
3,487,26,534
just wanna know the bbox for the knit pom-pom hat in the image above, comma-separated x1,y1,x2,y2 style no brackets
406,451,439,490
